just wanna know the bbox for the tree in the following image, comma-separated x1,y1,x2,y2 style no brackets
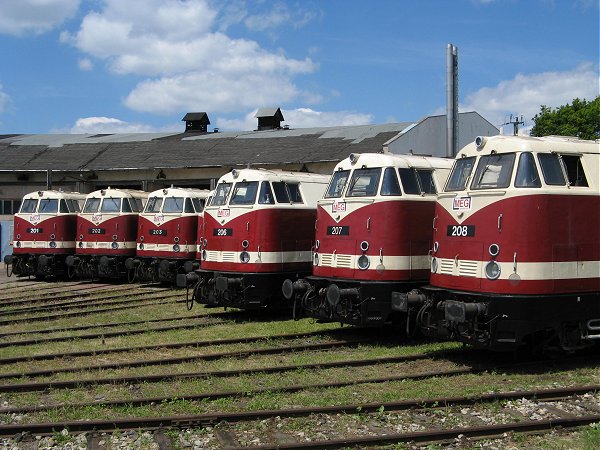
530,96,600,140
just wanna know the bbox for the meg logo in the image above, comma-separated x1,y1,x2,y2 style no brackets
452,196,472,211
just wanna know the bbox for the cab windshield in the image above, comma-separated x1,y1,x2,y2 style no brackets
145,197,163,213
38,199,58,213
163,197,184,213
230,181,259,205
20,199,38,213
347,168,381,197
324,170,350,198
445,157,475,192
101,197,121,213
471,153,515,189
83,198,101,213
212,183,232,206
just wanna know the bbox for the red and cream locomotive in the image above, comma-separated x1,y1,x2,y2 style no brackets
66,188,147,279
4,190,85,279
125,186,210,283
180,168,329,309
282,153,453,326
401,135,600,351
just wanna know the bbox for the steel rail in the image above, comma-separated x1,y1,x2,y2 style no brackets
0,339,370,380
0,298,178,326
0,352,435,394
0,385,598,438
0,317,227,349
0,289,174,316
0,283,129,306
0,328,360,364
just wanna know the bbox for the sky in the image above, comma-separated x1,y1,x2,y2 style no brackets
0,0,597,135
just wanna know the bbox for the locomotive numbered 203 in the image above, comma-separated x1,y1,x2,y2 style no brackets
282,153,453,326
403,135,600,352
5,190,86,279
125,186,210,283
180,168,329,309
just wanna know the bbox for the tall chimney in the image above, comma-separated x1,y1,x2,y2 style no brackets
446,44,459,158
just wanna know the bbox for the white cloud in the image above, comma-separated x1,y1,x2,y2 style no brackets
0,0,79,36
70,116,166,134
78,58,92,71
460,63,599,133
63,0,318,115
217,107,373,131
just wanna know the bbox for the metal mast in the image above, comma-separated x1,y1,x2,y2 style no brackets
446,44,459,158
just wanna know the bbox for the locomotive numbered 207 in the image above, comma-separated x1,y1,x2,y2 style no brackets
282,153,453,326
180,168,329,309
4,190,85,279
125,186,210,283
402,135,600,352
66,188,148,279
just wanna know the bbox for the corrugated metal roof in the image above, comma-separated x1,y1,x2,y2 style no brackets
0,123,411,172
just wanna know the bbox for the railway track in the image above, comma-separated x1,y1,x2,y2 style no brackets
1,386,598,449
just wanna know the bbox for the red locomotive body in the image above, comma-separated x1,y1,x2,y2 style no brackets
126,187,209,282
283,153,452,326
5,190,85,278
410,135,600,351
66,188,147,279
180,168,328,309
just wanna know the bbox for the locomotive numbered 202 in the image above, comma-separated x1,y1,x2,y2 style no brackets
403,135,600,352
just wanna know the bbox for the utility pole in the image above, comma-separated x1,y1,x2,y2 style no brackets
504,114,524,136
446,44,459,158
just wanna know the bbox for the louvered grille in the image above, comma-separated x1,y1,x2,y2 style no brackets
439,258,454,275
320,254,334,267
222,252,236,262
335,254,353,268
459,260,479,277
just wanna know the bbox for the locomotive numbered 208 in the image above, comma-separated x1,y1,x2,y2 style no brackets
125,186,210,283
66,188,148,279
5,190,85,279
283,153,453,326
180,168,329,309
404,135,600,352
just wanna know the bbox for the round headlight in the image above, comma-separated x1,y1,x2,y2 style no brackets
173,244,180,252
111,241,119,249
49,241,57,248
50,234,56,240
174,236,180,243
16,241,21,248
489,243,500,257
240,251,250,263
112,234,118,241
315,239,320,250
357,254,370,270
433,241,439,253
140,236,144,242
78,241,83,248
139,243,144,250
360,241,369,252
313,253,319,266
485,261,501,280
202,250,207,261
79,234,84,240
16,234,21,240
242,240,249,249
202,238,208,247
431,257,438,273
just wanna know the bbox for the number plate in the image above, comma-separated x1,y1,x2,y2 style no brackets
149,229,167,236
327,226,350,236
89,228,105,234
213,228,233,236
447,225,475,237
26,228,43,234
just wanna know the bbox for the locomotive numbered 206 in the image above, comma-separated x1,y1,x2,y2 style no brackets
66,188,148,279
180,168,329,309
125,186,210,283
5,190,86,279
282,153,453,326
403,135,600,352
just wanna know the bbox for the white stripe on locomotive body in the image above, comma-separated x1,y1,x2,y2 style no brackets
434,258,600,281
432,134,600,287
139,243,198,252
18,240,77,249
204,250,313,264
80,241,138,250
316,253,430,271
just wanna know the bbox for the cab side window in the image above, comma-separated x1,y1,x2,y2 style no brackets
561,155,588,187
515,152,541,188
